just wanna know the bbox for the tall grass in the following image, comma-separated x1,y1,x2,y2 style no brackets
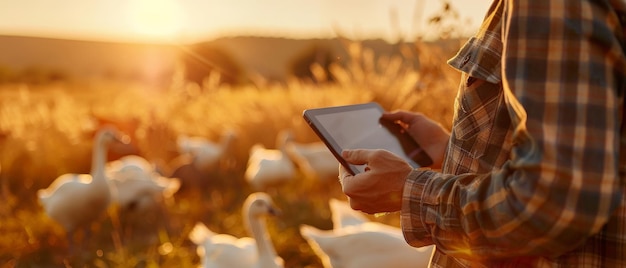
0,38,461,267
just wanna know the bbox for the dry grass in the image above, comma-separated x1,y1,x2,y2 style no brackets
0,39,461,267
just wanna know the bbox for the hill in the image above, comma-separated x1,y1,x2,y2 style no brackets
0,35,179,84
0,35,458,85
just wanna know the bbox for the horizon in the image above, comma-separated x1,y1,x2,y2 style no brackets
0,31,469,46
0,0,491,45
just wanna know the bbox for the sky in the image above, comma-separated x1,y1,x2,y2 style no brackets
0,0,492,44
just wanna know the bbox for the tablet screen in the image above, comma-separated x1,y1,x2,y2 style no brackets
303,102,432,175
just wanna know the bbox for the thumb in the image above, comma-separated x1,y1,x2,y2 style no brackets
342,149,370,165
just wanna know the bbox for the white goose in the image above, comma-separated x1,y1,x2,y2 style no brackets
284,140,339,182
106,155,180,215
110,175,180,214
189,192,284,268
105,154,155,180
245,130,296,190
300,199,434,268
176,129,237,173
329,198,370,229
37,127,127,247
107,158,180,243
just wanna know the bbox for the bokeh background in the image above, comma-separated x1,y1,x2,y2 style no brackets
0,0,490,267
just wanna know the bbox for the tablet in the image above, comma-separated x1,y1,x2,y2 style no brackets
303,102,432,175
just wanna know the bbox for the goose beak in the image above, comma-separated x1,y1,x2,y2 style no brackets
269,206,282,217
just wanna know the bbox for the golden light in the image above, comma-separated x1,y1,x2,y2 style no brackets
126,0,185,42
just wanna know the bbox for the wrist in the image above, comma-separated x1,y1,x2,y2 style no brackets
425,137,449,169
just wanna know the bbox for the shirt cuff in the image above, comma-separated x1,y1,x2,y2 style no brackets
401,168,435,248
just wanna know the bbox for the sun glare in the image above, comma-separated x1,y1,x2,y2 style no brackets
126,0,185,42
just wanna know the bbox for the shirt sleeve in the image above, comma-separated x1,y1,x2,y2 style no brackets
401,0,625,260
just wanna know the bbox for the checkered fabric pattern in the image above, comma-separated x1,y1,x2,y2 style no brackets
400,0,626,267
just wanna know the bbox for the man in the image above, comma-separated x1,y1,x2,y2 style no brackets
339,0,626,266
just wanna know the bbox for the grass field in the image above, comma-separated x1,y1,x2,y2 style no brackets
0,39,461,267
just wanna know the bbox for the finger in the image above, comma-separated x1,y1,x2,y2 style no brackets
381,111,422,124
338,165,351,185
348,197,362,212
345,195,368,213
338,165,358,194
341,149,371,165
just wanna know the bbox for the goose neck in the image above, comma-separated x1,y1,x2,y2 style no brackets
246,214,279,264
91,135,109,182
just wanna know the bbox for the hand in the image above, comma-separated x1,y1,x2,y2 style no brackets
339,149,413,214
382,111,450,169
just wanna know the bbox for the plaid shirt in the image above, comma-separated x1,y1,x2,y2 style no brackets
401,0,626,267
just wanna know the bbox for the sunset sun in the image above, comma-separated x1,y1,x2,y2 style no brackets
126,0,185,42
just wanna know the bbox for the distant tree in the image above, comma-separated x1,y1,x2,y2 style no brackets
13,67,69,84
288,44,337,83
179,44,245,86
0,65,15,84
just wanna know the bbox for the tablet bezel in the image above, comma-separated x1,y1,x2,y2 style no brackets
303,102,431,175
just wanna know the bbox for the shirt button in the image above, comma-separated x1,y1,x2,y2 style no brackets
461,54,471,66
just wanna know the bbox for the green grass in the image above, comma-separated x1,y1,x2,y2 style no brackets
0,40,460,267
